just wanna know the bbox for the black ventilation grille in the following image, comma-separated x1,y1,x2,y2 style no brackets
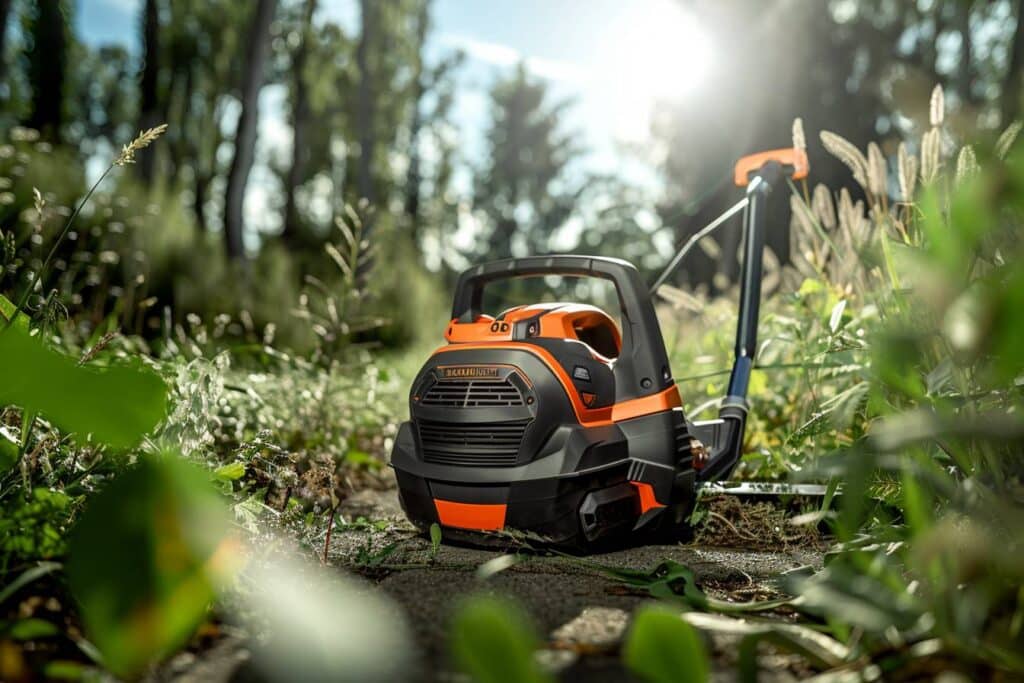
419,419,530,467
421,377,525,407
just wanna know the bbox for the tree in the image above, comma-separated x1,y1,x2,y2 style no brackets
281,0,317,246
136,0,161,184
355,0,377,209
474,64,581,261
223,0,278,260
403,0,431,241
24,0,69,142
1003,0,1024,125
0,0,12,84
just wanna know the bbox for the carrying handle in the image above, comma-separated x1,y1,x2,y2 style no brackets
451,255,675,401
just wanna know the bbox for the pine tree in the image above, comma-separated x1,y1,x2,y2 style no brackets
474,64,580,261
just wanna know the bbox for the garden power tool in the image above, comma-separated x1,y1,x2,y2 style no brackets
390,148,809,550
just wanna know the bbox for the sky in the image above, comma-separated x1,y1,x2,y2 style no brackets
77,0,714,244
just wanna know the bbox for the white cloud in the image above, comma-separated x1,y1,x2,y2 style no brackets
439,34,589,85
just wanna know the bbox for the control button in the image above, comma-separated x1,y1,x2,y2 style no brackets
573,366,591,382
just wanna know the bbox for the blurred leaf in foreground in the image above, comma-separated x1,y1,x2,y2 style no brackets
239,553,414,682
623,605,709,683
67,455,237,677
0,323,167,449
449,596,552,683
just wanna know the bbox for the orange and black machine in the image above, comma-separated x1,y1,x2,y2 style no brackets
391,149,809,550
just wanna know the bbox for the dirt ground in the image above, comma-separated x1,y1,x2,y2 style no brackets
158,471,827,683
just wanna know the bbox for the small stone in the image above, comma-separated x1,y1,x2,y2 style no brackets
550,606,630,649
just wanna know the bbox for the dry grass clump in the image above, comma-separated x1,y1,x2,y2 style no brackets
694,495,823,550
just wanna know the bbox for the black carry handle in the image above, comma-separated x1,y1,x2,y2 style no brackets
451,255,675,402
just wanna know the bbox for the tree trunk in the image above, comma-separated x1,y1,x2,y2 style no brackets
355,0,377,208
137,0,161,184
1003,0,1024,126
957,0,973,103
0,0,13,83
282,0,317,246
404,0,431,243
223,0,277,261
25,0,68,143
353,0,378,284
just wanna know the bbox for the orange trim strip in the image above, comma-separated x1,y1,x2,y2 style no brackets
629,481,666,514
434,499,507,531
431,342,682,426
611,385,682,421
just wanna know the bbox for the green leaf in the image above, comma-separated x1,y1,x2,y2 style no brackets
5,617,60,640
344,449,381,470
429,522,442,558
0,293,29,332
449,596,552,683
594,560,793,614
623,605,709,683
67,455,235,676
213,461,246,482
42,660,88,681
0,561,62,606
0,426,18,474
0,325,167,449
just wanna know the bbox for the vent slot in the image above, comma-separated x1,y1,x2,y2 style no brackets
421,377,525,408
674,417,694,466
419,419,530,467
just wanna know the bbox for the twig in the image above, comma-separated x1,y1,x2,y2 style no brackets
706,510,762,543
322,502,339,564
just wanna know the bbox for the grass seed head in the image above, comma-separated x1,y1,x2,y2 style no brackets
929,84,945,127
792,117,806,152
812,184,837,230
820,131,869,189
115,124,168,167
921,128,942,184
897,142,917,202
867,142,887,198
996,120,1022,160
955,145,979,185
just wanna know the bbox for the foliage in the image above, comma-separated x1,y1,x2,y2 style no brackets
623,605,709,683
66,454,234,677
0,126,409,679
647,87,1024,679
0,318,166,449
449,595,553,683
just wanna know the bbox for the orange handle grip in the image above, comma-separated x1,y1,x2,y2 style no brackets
734,148,809,186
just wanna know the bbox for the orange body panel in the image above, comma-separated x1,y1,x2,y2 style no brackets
434,499,507,530
445,303,621,361
629,481,666,513
734,148,809,186
429,342,681,426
